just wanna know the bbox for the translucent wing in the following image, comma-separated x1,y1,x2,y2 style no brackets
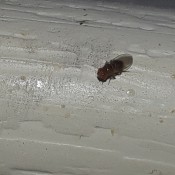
114,54,133,71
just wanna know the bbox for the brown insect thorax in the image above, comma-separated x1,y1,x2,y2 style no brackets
97,60,123,82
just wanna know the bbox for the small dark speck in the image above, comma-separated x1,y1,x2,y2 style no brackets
158,43,161,46
171,109,175,113
148,169,161,174
61,104,65,108
23,142,24,144
159,118,164,123
46,148,48,150
83,9,86,11
20,75,26,81
79,20,87,25
111,128,115,136
79,135,84,139
84,14,88,16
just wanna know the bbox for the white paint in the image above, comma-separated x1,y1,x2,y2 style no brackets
0,0,175,175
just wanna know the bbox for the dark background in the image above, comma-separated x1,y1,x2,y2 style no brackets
103,0,175,9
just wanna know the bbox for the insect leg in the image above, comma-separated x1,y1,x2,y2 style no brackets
105,61,109,65
108,76,115,84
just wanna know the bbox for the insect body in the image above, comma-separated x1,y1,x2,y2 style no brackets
97,54,133,83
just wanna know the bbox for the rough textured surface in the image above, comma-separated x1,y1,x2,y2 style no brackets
0,0,175,174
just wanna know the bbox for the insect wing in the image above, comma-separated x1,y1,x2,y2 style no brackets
114,54,133,71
